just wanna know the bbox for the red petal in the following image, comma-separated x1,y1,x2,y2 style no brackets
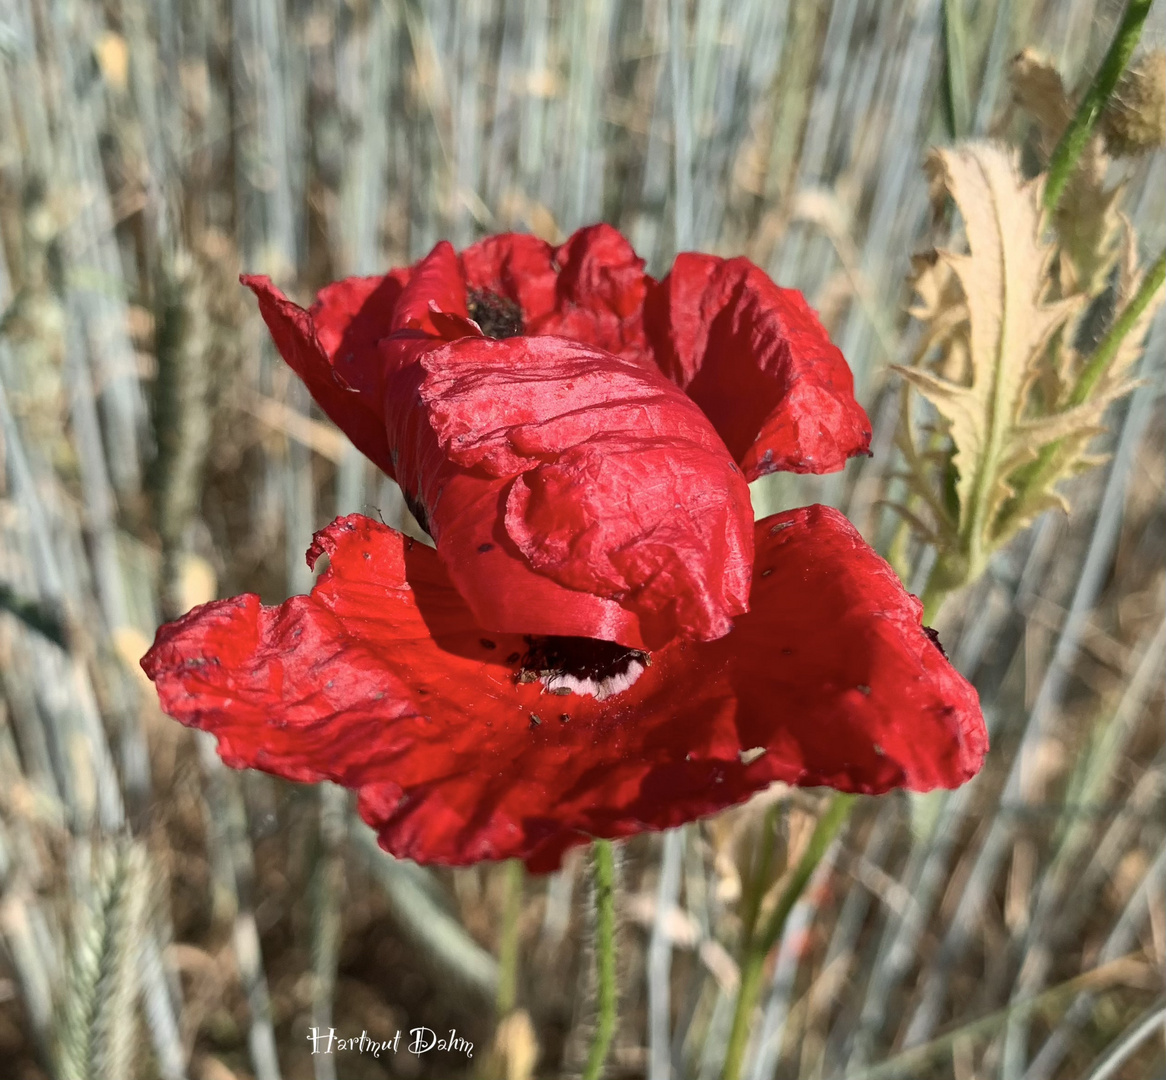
247,243,750,648
720,505,987,793
528,224,652,361
643,254,873,478
401,334,754,647
388,241,468,333
142,511,985,871
242,273,405,478
460,233,559,322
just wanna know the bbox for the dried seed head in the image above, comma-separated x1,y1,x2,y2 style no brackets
467,288,525,340
1101,50,1166,156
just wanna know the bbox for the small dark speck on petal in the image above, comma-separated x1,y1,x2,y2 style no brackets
559,713,570,723
857,684,871,695
729,462,739,473
478,542,495,553
761,568,773,577
480,638,497,650
781,647,794,656
873,743,886,755
325,680,334,689
529,713,542,726
363,551,371,560
506,651,521,665
769,521,793,536
372,691,385,700
293,628,302,638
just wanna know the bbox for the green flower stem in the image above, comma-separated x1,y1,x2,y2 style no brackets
1043,0,1154,214
738,806,780,947
920,572,962,626
582,840,617,1080
494,859,524,1017
720,794,857,1080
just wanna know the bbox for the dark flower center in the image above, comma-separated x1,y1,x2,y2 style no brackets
467,288,524,340
517,636,650,701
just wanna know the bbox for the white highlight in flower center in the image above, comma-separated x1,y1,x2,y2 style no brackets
540,658,646,701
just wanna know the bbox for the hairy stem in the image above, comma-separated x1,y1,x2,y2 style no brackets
721,795,857,1080
582,840,617,1080
1043,0,1154,214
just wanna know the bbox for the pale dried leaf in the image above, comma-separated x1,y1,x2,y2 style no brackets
1056,151,1123,297
920,146,1077,556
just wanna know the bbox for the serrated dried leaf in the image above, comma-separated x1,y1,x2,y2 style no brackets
902,145,1079,567
909,251,956,319
1056,151,1123,297
996,427,1097,534
908,251,969,363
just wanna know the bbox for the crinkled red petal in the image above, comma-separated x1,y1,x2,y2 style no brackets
384,329,755,648
141,509,986,871
642,253,873,478
243,274,402,478
243,231,876,646
459,233,559,322
460,225,652,364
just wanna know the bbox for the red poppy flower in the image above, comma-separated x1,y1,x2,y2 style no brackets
141,225,986,870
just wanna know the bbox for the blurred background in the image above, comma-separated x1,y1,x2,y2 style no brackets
0,0,1163,1077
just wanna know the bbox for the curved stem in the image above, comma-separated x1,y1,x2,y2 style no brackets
738,806,780,947
720,794,857,1080
997,250,1165,542
1044,0,1153,214
494,859,524,1017
582,840,617,1080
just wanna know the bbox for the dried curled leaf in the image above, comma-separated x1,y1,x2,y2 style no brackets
1009,49,1123,296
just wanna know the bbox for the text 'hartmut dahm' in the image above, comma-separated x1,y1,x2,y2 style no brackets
306,1026,474,1059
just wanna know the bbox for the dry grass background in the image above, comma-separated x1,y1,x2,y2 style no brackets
0,0,1163,1078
